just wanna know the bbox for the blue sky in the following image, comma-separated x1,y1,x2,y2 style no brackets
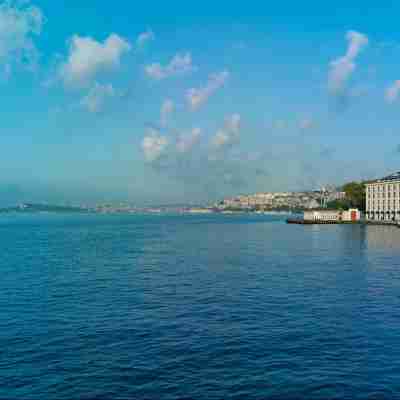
2,0,400,205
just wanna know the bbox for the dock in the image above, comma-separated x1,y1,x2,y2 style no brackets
286,218,362,225
287,218,400,227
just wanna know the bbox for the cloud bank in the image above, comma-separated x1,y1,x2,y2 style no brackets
139,114,267,198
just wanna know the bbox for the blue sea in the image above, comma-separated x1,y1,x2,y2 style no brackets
1,213,400,399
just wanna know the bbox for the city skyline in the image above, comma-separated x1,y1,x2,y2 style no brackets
2,1,400,205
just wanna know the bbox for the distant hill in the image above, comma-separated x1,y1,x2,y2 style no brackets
0,203,89,213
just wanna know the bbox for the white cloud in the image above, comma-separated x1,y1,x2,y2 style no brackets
385,80,400,104
187,70,229,111
142,130,169,162
211,114,241,150
176,128,201,153
160,99,174,127
80,82,119,113
328,30,368,95
59,33,131,88
0,0,43,75
145,52,195,80
136,29,155,48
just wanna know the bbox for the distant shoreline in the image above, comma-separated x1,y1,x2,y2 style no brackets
0,208,297,216
0,203,300,216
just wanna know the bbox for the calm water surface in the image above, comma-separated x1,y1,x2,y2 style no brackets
1,213,400,399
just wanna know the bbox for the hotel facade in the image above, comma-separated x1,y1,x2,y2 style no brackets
365,172,400,221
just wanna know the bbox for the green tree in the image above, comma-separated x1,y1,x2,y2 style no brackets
342,181,366,211
326,199,351,210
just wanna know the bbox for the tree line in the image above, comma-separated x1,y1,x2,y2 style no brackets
327,181,367,211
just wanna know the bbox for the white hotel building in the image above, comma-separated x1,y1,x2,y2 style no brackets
366,172,400,221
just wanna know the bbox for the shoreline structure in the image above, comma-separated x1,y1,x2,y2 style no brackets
287,219,400,227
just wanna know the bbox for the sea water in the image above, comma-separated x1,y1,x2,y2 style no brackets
1,213,400,399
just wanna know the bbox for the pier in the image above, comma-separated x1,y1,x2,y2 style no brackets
287,218,400,227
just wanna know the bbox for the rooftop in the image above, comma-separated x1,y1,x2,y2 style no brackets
370,171,400,183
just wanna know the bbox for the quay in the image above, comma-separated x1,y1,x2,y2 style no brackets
287,218,400,227
286,218,362,225
287,208,362,225
366,220,400,227
286,208,399,227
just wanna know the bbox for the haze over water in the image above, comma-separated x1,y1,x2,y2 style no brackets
1,213,400,399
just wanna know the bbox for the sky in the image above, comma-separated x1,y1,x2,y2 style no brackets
2,0,400,205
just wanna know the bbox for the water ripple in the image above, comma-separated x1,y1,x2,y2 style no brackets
1,214,400,399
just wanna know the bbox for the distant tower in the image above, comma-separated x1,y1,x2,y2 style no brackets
321,186,328,208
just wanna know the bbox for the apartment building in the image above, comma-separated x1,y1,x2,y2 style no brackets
366,172,400,221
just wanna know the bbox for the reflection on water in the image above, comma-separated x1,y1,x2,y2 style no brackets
365,225,400,252
307,223,400,255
